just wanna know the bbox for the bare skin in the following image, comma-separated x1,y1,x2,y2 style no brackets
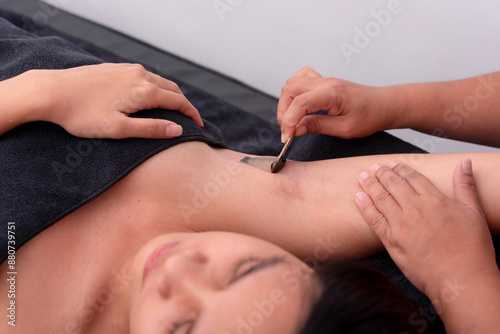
1,140,500,333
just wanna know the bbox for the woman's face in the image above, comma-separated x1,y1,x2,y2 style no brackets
129,232,320,334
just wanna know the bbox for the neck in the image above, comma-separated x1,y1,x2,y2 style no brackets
3,171,193,333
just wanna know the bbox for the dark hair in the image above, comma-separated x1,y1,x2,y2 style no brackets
300,261,445,334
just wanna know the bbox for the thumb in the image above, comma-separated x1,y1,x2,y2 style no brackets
452,159,483,213
112,117,183,139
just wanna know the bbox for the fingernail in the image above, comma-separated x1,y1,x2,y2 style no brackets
166,124,182,137
355,192,366,201
462,159,472,175
389,161,399,169
360,171,370,180
371,164,382,173
295,126,307,137
281,132,287,143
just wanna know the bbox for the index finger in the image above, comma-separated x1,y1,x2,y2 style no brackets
280,89,338,139
147,73,204,127
175,99,204,128
277,79,317,125
147,72,183,94
153,89,204,127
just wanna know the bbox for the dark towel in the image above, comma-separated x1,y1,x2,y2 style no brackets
0,16,225,264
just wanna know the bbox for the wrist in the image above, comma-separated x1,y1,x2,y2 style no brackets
22,69,59,123
369,84,411,131
426,266,500,313
393,81,452,132
426,268,500,333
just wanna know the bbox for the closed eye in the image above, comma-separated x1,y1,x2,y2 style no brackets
170,319,193,334
230,256,287,284
170,256,286,334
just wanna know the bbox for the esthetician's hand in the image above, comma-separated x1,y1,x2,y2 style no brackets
36,63,203,139
277,67,401,143
354,160,497,299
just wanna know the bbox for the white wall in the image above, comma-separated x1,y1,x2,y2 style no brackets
44,0,500,153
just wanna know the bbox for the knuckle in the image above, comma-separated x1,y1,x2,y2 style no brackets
384,173,402,188
171,82,181,92
362,174,377,188
327,80,347,100
175,96,191,110
458,180,477,193
404,170,421,183
369,212,387,231
146,122,161,138
293,94,311,109
143,82,156,95
99,118,116,136
374,191,389,204
299,66,313,76
281,84,292,96
429,193,447,207
136,82,156,100
309,117,321,134
336,122,357,139
129,64,148,79
111,121,129,139
394,163,417,177
276,111,283,124
285,77,297,85
131,63,146,72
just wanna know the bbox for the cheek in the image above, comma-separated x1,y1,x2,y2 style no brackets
130,295,170,334
200,277,302,334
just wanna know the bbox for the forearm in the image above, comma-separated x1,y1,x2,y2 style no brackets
0,70,52,135
388,72,500,147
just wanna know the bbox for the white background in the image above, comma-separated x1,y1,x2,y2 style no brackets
44,0,500,153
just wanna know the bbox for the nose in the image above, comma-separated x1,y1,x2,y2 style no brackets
155,249,210,299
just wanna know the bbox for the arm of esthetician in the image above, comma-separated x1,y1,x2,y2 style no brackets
278,67,500,148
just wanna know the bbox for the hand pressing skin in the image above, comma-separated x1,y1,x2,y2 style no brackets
0,63,204,138
355,160,500,333
277,67,399,142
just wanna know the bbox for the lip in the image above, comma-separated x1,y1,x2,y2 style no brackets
143,241,180,283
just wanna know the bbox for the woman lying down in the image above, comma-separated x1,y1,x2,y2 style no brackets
1,19,500,334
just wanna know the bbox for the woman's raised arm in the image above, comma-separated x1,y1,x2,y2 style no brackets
185,150,500,261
